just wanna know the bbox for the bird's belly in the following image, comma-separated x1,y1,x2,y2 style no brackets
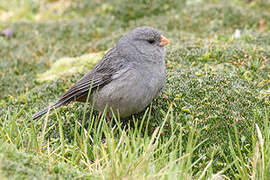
92,68,165,117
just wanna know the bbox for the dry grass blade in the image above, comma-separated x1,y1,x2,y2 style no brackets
251,142,259,180
147,126,160,152
198,159,213,180
255,124,264,178
39,105,50,154
153,153,190,178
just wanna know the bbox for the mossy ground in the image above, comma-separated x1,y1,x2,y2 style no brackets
0,0,269,179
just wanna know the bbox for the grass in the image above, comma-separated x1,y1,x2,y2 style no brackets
0,0,270,179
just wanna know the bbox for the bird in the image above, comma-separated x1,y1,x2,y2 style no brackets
32,26,169,120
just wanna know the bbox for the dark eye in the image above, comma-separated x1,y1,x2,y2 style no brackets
147,39,155,44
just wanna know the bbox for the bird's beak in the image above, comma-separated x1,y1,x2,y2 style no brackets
159,35,170,46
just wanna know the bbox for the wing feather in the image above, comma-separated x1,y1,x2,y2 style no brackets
33,47,127,120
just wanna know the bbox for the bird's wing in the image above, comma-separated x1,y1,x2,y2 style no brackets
33,47,127,120
56,47,126,105
32,70,111,120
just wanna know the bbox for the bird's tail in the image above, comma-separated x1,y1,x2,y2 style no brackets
32,101,64,120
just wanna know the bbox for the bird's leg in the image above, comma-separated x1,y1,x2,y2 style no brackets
106,116,111,125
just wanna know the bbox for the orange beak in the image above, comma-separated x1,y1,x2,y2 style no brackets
159,35,170,46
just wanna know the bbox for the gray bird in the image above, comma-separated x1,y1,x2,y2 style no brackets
33,26,169,120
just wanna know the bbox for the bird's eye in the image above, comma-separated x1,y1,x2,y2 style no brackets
147,39,155,44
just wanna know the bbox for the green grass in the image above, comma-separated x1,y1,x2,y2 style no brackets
0,0,270,179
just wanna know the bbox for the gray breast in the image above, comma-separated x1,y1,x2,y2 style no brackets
92,64,166,117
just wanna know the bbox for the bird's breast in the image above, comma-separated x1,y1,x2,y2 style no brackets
92,64,165,117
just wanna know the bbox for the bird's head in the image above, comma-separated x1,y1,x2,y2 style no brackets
117,26,169,64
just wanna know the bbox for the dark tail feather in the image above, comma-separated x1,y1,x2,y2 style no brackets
32,101,63,120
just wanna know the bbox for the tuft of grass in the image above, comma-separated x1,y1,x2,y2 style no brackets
224,108,270,179
0,104,212,179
